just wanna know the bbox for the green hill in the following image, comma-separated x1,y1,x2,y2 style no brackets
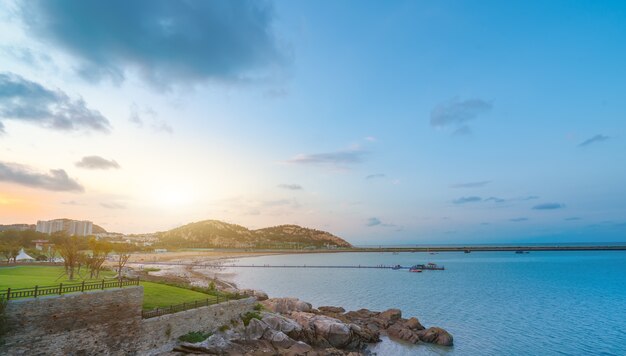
158,220,352,249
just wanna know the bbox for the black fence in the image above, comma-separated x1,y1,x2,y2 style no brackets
0,278,140,300
141,294,235,319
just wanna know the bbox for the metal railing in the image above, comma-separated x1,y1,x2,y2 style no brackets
141,293,234,319
0,278,140,300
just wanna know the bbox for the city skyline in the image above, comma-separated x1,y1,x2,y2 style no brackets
1,0,625,244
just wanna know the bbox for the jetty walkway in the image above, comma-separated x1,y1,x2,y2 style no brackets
129,261,407,269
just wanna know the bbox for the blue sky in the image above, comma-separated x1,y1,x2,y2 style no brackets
0,0,625,244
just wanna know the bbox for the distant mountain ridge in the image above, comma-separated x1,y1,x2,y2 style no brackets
158,219,352,248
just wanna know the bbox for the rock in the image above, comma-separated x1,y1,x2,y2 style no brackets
177,334,233,354
282,341,313,356
416,327,454,346
290,312,356,349
404,317,425,331
379,309,402,324
387,323,420,344
262,298,313,314
246,318,270,340
262,313,303,339
254,290,269,301
263,329,296,349
318,306,345,314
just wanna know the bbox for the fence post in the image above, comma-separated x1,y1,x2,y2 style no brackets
119,278,122,288
216,294,219,304
6,287,10,300
34,285,38,298
81,280,85,293
59,283,63,295
101,279,105,290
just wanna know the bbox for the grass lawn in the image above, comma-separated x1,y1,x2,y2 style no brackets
140,281,218,310
0,265,216,310
0,265,115,288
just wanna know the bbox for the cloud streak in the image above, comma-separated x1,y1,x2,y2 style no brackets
430,97,492,131
0,72,111,133
532,203,564,210
578,134,610,147
451,181,490,188
277,184,302,190
287,148,368,166
75,156,120,170
366,173,386,180
366,217,396,228
100,202,126,209
453,196,482,204
0,161,83,192
21,0,284,88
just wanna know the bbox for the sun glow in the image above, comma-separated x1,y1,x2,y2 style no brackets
148,183,194,208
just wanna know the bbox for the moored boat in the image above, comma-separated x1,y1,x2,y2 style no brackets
409,262,445,271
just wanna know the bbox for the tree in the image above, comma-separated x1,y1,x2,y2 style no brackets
86,239,112,279
113,244,132,281
56,236,82,280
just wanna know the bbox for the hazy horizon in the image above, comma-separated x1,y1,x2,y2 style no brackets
1,0,625,244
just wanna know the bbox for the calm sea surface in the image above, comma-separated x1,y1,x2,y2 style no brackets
226,251,626,355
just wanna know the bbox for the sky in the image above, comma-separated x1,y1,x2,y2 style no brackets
0,0,625,244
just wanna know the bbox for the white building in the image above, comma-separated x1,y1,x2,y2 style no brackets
36,219,93,236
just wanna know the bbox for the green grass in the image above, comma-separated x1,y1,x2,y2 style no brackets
0,266,115,289
140,281,217,310
178,331,211,343
241,311,262,326
0,266,216,310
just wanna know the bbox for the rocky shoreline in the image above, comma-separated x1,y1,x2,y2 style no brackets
173,296,453,355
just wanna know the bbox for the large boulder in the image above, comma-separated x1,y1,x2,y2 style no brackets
262,313,303,339
404,317,425,331
246,318,270,340
318,306,346,314
177,334,235,354
262,298,313,314
387,323,420,344
281,341,313,356
289,312,371,349
417,327,454,346
379,309,402,324
263,329,296,349
313,318,352,348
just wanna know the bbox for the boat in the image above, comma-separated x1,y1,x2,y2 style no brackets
464,249,471,253
409,262,445,271
391,264,402,270
515,250,529,254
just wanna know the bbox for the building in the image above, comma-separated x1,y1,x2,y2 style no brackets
36,219,93,236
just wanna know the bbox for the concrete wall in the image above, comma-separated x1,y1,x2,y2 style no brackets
0,287,256,356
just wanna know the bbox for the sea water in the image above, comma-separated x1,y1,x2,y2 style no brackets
226,251,626,355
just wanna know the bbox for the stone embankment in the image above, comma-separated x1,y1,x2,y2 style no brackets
174,297,453,355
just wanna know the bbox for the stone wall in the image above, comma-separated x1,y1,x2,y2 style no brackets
1,286,144,355
0,287,257,355
139,297,257,355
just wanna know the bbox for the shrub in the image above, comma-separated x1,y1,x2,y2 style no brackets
253,303,263,311
218,324,230,332
143,267,161,272
178,331,211,343
241,311,262,326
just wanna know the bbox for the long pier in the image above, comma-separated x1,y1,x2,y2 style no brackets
129,261,404,269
